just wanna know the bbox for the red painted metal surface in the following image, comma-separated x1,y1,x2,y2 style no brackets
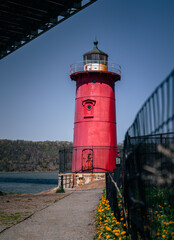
70,50,121,172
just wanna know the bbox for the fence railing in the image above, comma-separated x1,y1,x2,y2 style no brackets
124,133,174,240
72,146,117,173
125,69,174,139
100,70,174,239
59,147,72,173
105,133,174,240
122,70,174,239
59,145,118,173
58,174,74,189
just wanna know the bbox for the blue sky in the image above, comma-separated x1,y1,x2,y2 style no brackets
0,0,174,144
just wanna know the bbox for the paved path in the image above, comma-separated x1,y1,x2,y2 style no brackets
0,188,103,240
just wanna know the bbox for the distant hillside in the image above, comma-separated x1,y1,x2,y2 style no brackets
0,140,72,172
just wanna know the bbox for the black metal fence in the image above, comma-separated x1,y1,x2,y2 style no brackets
106,168,122,220
126,69,174,138
72,146,117,173
124,132,174,240
105,70,174,239
59,147,72,173
59,145,119,173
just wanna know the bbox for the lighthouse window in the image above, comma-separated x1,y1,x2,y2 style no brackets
93,80,96,83
91,54,100,61
87,105,92,110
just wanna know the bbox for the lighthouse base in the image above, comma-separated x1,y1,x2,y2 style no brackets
58,173,105,189
73,173,105,187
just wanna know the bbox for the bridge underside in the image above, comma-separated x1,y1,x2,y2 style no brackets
0,0,97,60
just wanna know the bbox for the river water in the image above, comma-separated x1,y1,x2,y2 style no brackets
0,172,58,194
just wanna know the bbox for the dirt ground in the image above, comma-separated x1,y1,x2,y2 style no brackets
74,179,105,190
0,180,105,233
0,187,71,232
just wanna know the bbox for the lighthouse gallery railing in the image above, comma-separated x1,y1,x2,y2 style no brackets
70,60,121,75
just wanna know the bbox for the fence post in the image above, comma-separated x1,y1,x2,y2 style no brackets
106,171,121,221
75,148,77,173
113,169,121,221
105,172,109,200
64,146,65,173
61,175,63,189
92,146,93,173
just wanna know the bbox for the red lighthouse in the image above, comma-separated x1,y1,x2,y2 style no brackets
70,41,121,173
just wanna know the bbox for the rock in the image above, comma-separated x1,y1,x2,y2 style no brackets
0,190,6,196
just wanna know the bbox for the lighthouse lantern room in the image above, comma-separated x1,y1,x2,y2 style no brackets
70,41,121,173
83,40,108,71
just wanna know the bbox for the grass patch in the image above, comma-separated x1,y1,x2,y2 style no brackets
45,200,53,203
0,212,31,226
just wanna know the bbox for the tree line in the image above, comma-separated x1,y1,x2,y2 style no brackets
0,139,72,172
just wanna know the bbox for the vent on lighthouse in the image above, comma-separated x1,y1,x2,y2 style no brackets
82,99,96,118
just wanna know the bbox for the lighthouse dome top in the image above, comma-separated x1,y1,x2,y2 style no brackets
83,41,108,57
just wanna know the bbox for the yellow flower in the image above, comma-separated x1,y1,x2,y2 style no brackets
106,226,111,231
121,231,126,235
120,218,124,221
115,232,119,236
162,235,166,238
106,235,110,239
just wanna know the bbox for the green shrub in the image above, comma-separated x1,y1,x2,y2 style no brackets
56,187,65,193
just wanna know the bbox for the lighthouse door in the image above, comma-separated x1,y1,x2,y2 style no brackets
82,149,93,172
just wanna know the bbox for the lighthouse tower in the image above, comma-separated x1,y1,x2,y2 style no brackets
70,41,121,174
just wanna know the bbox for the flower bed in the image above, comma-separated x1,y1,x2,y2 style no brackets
95,187,174,240
95,189,127,240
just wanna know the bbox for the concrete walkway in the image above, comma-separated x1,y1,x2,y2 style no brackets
0,188,103,240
